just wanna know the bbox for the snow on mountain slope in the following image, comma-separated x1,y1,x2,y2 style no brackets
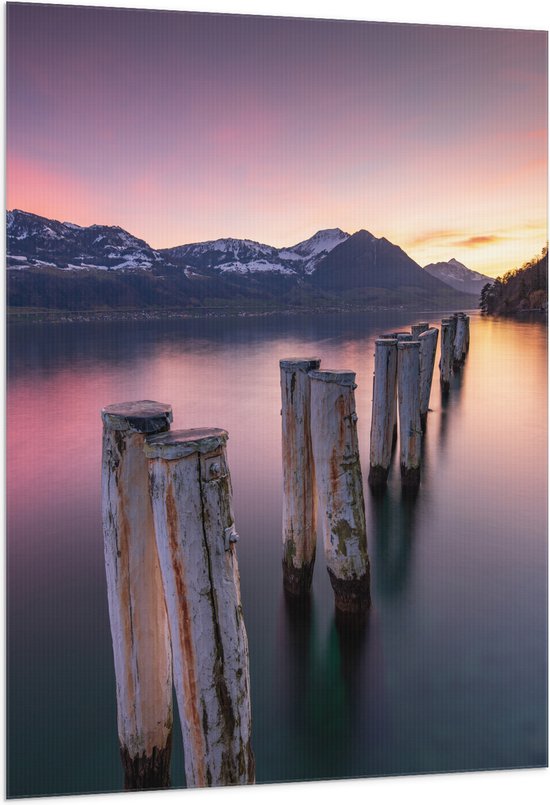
423,258,492,295
7,209,163,271
279,228,350,273
161,228,349,275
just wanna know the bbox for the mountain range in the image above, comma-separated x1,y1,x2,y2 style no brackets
423,258,492,295
7,209,480,314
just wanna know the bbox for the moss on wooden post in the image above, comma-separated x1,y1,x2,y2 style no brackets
309,370,371,614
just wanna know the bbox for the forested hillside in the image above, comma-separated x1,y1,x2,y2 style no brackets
479,249,547,315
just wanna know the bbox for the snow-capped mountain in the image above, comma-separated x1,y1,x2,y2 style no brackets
423,258,492,295
160,229,349,276
7,209,478,313
161,237,292,274
7,210,350,277
7,209,164,271
279,228,350,273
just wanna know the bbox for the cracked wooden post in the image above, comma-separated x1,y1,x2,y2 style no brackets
411,321,429,340
309,370,371,614
440,319,453,392
453,314,468,370
279,357,321,596
397,343,422,488
368,338,398,490
145,428,255,788
101,401,173,790
418,327,439,430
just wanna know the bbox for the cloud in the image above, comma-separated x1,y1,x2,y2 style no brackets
453,235,504,247
407,229,463,247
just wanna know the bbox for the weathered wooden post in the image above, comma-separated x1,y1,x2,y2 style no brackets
309,369,371,614
396,332,413,342
448,314,458,352
368,338,398,490
464,315,470,353
378,334,399,446
397,342,422,488
440,319,453,392
101,401,173,790
280,357,321,596
411,322,429,340
418,327,439,430
453,315,468,370
145,428,255,788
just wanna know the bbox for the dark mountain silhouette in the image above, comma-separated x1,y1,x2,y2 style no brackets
310,230,470,306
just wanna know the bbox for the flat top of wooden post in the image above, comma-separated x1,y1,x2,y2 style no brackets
375,337,398,346
279,357,321,371
418,327,438,340
144,427,228,460
308,369,356,386
101,400,173,433
397,340,420,350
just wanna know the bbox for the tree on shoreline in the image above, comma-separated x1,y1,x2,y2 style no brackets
479,248,547,315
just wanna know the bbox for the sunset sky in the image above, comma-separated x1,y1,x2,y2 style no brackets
7,3,548,277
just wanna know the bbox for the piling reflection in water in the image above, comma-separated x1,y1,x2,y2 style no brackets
369,488,418,600
276,590,388,781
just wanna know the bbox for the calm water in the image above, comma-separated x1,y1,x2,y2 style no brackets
7,310,548,797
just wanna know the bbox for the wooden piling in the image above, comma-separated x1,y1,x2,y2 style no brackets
440,319,454,392
397,343,422,488
418,327,439,430
453,314,468,369
395,332,413,342
279,357,321,596
145,428,255,788
308,370,371,614
101,401,174,790
466,315,471,352
448,314,458,351
368,338,398,489
411,322,429,340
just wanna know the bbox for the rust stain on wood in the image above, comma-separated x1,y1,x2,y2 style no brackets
115,459,137,724
165,476,207,787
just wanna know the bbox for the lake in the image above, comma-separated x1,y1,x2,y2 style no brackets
6,310,548,797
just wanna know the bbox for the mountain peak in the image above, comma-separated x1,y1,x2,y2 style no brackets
423,257,492,294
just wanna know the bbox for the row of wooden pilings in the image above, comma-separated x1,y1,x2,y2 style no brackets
280,312,470,610
100,313,470,789
101,403,255,790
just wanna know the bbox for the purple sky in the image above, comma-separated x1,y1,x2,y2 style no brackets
7,3,548,275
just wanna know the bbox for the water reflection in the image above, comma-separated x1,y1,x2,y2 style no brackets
276,588,389,781
7,311,548,795
369,488,418,599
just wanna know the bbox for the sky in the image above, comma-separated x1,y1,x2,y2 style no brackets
6,2,548,276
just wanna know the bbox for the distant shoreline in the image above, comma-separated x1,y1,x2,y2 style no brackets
7,303,482,324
